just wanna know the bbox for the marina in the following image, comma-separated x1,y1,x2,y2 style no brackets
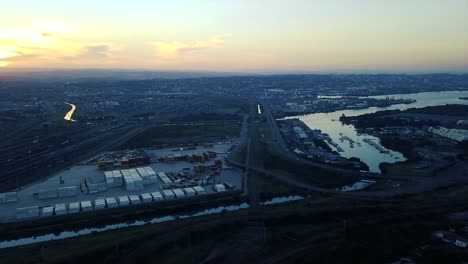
288,91,468,172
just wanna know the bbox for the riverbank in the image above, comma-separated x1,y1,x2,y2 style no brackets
286,91,468,172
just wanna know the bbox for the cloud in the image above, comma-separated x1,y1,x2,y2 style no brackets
33,20,82,35
148,36,225,60
0,20,84,67
84,45,109,58
63,44,113,61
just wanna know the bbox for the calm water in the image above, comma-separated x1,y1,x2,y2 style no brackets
64,102,77,122
0,203,250,249
0,194,308,249
288,91,468,172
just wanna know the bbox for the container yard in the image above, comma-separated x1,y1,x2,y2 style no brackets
0,143,242,222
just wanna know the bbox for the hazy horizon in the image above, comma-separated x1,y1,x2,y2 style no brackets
2,67,468,75
1,0,468,72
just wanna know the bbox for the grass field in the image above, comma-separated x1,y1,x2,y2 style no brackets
119,122,241,149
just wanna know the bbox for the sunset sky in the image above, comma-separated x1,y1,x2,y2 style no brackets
1,0,467,72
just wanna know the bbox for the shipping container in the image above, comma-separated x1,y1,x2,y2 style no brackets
106,197,118,208
123,169,144,190
94,198,106,209
150,191,164,201
183,187,196,197
85,176,107,194
193,186,205,195
16,206,39,219
137,167,154,184
120,169,131,177
144,167,158,183
54,203,67,215
213,184,226,192
118,196,130,206
140,193,153,203
128,195,141,204
144,167,157,176
41,206,54,217
104,171,114,185
172,188,185,198
80,201,93,211
162,190,175,199
68,202,80,213
111,170,123,186
158,172,172,184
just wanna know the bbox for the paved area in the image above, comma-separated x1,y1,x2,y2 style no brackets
0,143,243,222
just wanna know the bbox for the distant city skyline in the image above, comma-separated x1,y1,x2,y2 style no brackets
1,0,467,73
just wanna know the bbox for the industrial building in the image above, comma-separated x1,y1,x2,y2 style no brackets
428,127,468,142
0,143,242,222
0,192,17,203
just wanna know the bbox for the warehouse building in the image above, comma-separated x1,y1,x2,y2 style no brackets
0,192,17,203
428,127,468,142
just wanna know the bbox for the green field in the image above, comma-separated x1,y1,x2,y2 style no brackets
119,122,241,149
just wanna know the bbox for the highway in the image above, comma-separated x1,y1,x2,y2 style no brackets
226,101,468,199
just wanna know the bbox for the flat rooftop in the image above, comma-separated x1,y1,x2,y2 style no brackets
0,143,242,222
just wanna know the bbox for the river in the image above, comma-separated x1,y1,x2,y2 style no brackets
287,91,468,172
64,102,77,122
0,195,306,249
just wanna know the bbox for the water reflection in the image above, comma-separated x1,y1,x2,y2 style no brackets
288,91,468,172
262,195,304,205
0,203,249,249
64,102,77,122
